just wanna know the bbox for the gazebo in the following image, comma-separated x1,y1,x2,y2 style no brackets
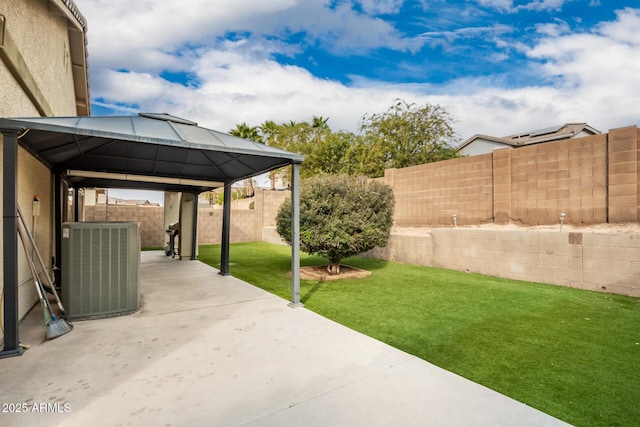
1,113,304,358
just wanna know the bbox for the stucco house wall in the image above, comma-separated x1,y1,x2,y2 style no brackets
1,0,88,339
0,63,40,117
459,138,508,156
1,0,81,116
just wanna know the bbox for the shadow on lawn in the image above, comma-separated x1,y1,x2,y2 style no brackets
341,256,389,272
301,282,323,304
299,256,389,304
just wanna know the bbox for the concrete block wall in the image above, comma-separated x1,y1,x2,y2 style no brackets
84,205,165,248
197,208,258,244
366,229,640,297
381,126,638,227
82,188,293,248
608,126,639,222
196,208,222,244
85,204,261,247
255,189,290,227
582,233,640,296
262,227,286,245
367,231,434,266
387,154,494,226
251,189,291,244
431,229,579,285
509,134,608,225
492,147,512,224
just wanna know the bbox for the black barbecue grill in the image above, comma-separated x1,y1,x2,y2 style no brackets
165,222,180,258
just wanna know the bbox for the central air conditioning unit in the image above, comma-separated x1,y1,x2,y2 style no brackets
61,222,140,320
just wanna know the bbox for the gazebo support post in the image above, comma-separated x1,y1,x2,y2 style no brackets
73,187,80,221
0,129,24,358
53,172,64,287
191,192,198,260
218,184,231,276
289,163,303,308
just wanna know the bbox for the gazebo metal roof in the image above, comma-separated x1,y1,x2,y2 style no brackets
0,113,303,192
0,113,304,359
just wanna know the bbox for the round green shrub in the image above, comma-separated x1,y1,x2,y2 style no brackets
276,174,394,274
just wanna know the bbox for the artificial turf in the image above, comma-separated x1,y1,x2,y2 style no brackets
198,242,640,427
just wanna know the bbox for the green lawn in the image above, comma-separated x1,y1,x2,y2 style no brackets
199,242,640,427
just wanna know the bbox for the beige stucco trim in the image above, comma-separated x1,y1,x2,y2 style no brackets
0,15,55,116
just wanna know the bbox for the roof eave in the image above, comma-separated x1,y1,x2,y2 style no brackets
48,0,87,30
68,25,90,116
457,134,514,150
47,0,90,116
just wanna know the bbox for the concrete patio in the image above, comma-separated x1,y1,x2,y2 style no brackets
1,251,571,426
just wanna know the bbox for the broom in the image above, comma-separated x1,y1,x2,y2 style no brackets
17,224,73,339
17,206,68,317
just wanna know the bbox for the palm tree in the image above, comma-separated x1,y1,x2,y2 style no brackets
259,120,281,146
311,115,329,130
311,115,330,148
229,123,261,196
229,122,260,141
259,120,282,190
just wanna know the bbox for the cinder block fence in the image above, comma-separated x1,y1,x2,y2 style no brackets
86,126,639,297
366,229,640,297
378,125,640,227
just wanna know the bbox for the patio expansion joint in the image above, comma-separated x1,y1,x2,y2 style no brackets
140,294,280,317
234,354,418,426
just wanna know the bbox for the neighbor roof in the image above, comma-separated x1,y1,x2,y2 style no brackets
457,123,600,151
504,123,600,144
0,113,303,193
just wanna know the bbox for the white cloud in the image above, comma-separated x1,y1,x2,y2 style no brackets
357,0,405,15
418,24,514,52
455,7,640,136
80,0,296,70
535,20,571,37
528,10,640,86
86,1,640,143
474,0,572,13
517,0,569,12
598,7,640,44
287,2,418,53
92,48,404,133
92,68,196,105
78,0,420,72
391,7,640,137
474,0,514,11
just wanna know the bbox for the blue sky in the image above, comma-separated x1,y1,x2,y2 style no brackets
78,0,639,143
